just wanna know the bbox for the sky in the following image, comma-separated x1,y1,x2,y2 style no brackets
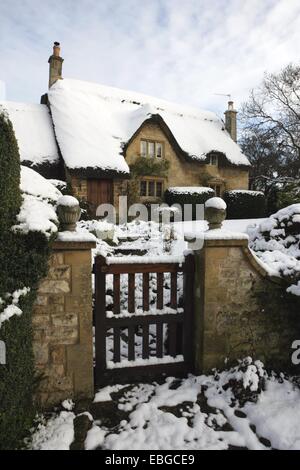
0,0,299,117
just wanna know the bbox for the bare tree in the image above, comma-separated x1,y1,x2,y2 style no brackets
240,63,300,179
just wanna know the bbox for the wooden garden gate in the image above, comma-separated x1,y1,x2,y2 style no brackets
93,254,195,386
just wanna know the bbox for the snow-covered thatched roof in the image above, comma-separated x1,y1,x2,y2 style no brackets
0,101,59,167
48,79,250,176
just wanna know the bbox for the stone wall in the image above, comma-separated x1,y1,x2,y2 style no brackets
194,237,300,373
32,240,95,408
68,174,88,201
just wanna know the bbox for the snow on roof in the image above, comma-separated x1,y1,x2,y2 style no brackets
48,79,250,174
0,101,59,166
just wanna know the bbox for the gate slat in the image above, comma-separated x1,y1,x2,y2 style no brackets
128,326,135,361
156,321,163,358
113,273,120,315
168,322,177,358
143,273,149,311
142,324,150,359
183,253,195,366
128,273,135,313
95,264,107,386
170,272,177,309
113,327,121,363
157,273,164,310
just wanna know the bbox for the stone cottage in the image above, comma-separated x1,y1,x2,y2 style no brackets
0,42,250,216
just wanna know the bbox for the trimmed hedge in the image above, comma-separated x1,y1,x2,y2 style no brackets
0,110,21,232
0,110,51,449
164,187,215,220
224,190,266,219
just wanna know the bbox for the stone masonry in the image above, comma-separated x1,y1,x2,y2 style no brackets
118,120,249,204
194,237,300,373
32,240,95,408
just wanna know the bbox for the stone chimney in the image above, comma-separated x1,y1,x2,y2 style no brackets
224,101,237,142
48,42,64,89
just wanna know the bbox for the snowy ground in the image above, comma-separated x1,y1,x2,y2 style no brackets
29,358,300,450
14,169,300,450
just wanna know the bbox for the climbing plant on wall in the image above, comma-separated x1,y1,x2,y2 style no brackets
128,158,170,206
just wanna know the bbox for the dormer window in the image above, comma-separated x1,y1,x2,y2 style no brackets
207,153,218,166
140,140,164,158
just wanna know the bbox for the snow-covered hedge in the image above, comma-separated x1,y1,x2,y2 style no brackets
224,190,266,219
248,204,300,296
0,107,22,233
165,186,214,220
0,110,60,449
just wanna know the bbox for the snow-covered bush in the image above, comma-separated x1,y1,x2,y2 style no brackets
248,204,300,295
224,190,266,219
212,357,267,408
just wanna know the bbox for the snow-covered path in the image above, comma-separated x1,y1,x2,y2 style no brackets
30,359,300,451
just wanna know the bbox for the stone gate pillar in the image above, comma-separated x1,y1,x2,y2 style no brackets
32,228,96,407
192,197,293,374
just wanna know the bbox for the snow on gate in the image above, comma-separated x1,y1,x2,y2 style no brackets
93,253,195,386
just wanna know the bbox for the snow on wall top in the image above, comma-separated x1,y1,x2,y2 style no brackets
0,101,59,166
48,79,250,173
167,186,214,194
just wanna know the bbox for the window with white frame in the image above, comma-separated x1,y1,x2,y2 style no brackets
207,154,218,166
140,140,164,158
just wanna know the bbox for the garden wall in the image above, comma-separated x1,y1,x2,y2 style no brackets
32,240,95,407
193,236,300,373
31,228,300,409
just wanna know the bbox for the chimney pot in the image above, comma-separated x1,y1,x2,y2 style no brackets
53,42,61,57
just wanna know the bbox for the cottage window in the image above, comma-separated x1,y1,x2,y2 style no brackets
140,180,147,196
148,142,155,158
207,154,218,166
141,140,147,157
140,180,164,197
210,184,221,197
156,181,162,197
140,140,164,158
148,181,155,196
156,143,163,158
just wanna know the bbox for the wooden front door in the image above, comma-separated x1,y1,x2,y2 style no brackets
87,179,113,216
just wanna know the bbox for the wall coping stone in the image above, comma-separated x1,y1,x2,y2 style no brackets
204,238,248,247
52,240,96,251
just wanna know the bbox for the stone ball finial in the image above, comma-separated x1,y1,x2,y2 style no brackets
56,195,81,232
205,197,227,230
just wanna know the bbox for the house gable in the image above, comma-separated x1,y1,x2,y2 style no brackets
124,118,249,202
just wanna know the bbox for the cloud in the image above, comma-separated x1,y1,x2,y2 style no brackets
0,0,300,117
